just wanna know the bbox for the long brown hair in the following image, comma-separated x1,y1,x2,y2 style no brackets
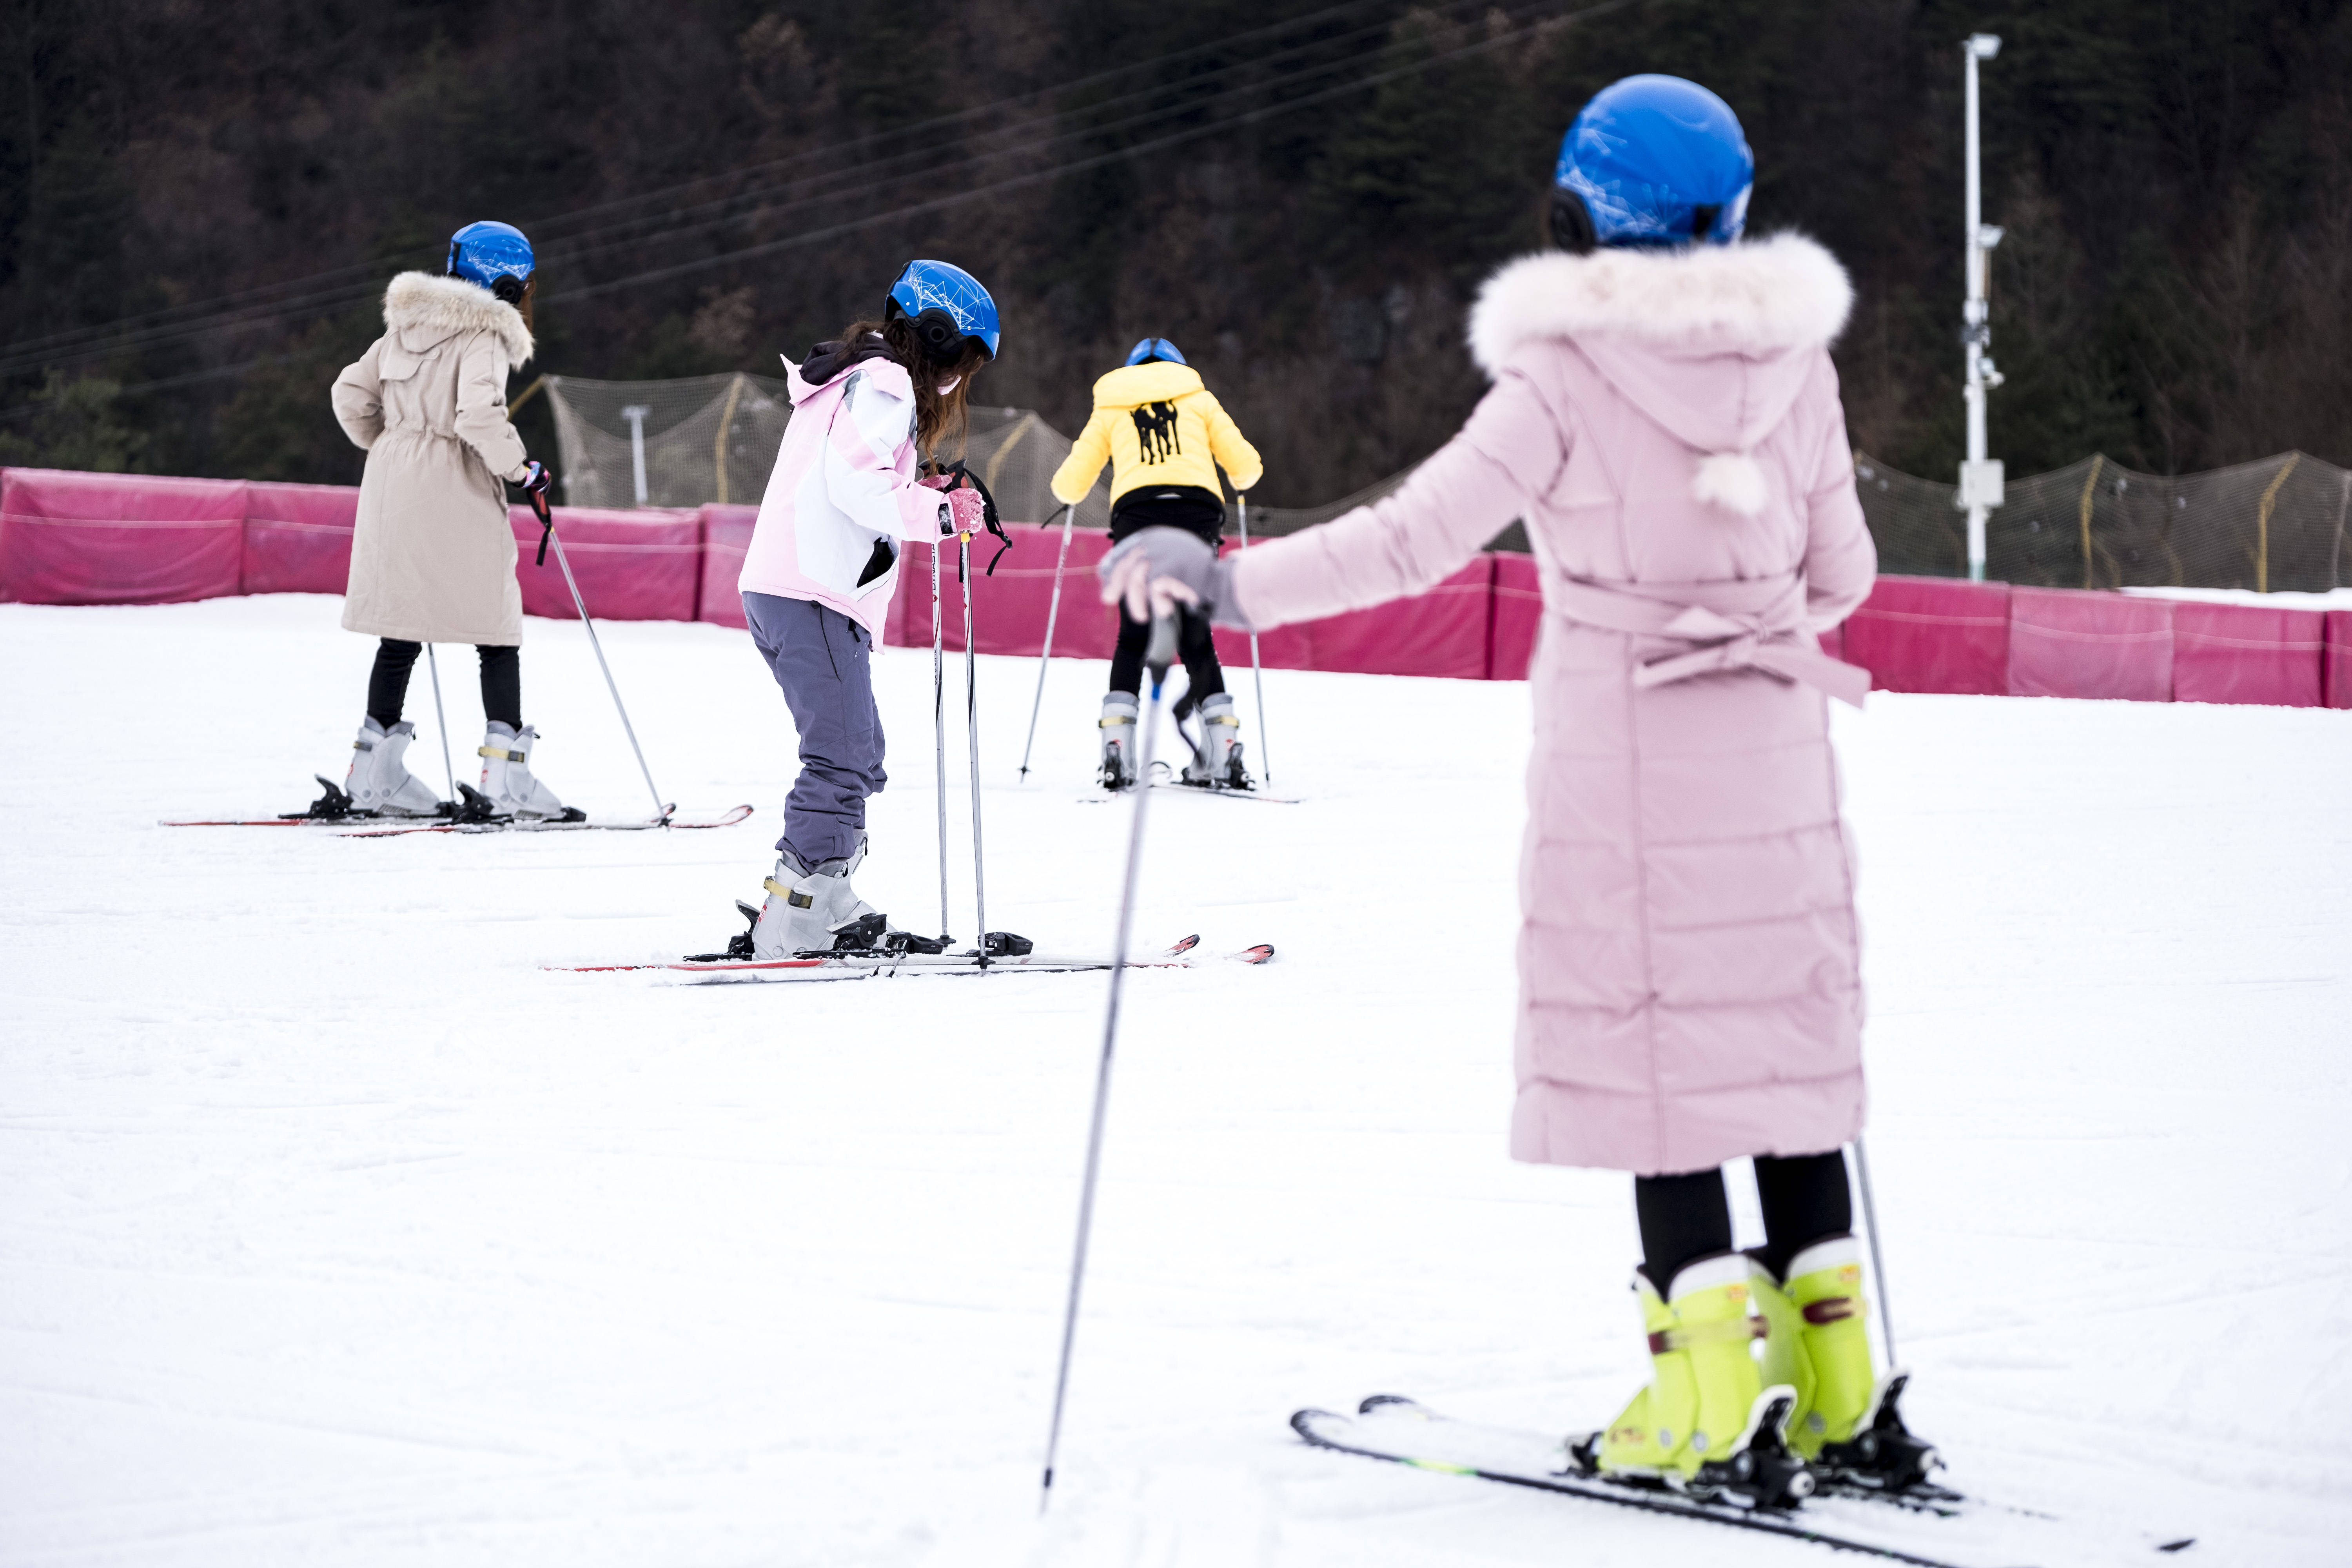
836,314,989,461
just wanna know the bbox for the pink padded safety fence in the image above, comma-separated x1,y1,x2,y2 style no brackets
5,467,2348,710
1240,554,1492,680
696,504,757,630
883,521,1122,659
0,468,247,605
2326,612,2352,710
2170,601,2325,707
1842,577,2011,695
505,505,702,623
1487,552,1543,680
241,481,359,597
2005,587,2174,702
877,524,1488,679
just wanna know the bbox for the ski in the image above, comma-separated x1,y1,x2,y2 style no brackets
340,803,753,837
1147,779,1301,804
1079,782,1301,806
163,773,753,835
1291,1397,2193,1567
163,801,755,835
545,935,1275,982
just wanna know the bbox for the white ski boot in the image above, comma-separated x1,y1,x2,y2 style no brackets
476,722,571,819
751,837,886,957
1180,691,1250,789
345,717,444,815
1099,692,1140,791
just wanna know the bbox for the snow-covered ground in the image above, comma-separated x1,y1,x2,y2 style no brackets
3,593,2348,1567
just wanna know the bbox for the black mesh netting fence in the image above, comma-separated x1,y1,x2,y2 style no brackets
544,376,2346,590
1855,450,2352,592
542,373,1439,541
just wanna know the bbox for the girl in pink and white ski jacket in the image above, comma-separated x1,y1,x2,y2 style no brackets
740,340,964,639
731,262,996,960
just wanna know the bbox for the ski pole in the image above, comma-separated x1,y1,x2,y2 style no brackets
532,490,670,823
1237,494,1270,783
1851,1135,1898,1367
423,643,457,804
960,528,991,963
932,534,951,942
1017,503,1078,780
1040,612,1178,1513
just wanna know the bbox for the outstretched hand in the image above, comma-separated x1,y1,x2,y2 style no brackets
1096,526,1251,629
1100,549,1203,622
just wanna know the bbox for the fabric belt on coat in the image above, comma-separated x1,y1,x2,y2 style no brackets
1542,570,1870,709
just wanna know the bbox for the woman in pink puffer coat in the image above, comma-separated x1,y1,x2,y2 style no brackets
1106,78,1920,1508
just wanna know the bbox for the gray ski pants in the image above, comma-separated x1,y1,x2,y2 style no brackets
744,592,886,868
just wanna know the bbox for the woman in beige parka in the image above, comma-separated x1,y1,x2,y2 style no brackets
328,220,569,820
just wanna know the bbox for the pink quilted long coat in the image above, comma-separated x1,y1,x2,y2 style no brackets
1230,234,1877,1176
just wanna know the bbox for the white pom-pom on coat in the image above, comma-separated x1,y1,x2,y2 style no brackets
1693,451,1770,515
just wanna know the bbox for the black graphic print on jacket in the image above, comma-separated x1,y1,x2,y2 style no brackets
1131,401,1181,463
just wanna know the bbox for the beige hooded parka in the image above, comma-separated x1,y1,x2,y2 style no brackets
332,272,535,645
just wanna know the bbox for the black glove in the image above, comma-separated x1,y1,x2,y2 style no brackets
516,461,557,561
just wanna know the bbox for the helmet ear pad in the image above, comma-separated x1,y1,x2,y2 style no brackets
491,275,527,305
891,303,977,365
1549,187,1597,254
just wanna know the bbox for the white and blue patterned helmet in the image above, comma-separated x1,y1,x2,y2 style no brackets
1551,76,1753,252
446,220,535,303
886,259,1000,361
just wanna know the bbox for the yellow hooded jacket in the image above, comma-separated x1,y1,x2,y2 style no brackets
1048,361,1263,509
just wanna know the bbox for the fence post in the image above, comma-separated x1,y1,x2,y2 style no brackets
2255,452,2302,594
2076,454,2104,590
713,374,748,506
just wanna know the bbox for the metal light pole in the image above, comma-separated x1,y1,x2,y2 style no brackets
1960,34,2007,582
621,404,652,506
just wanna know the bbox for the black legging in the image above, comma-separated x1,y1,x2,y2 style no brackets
367,639,521,731
1634,1149,1853,1291
1109,606,1225,701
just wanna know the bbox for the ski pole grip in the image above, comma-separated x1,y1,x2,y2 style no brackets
1145,613,1178,681
530,489,553,566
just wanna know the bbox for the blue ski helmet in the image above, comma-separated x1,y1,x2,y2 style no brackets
1550,76,1753,252
446,220,535,303
886,259,1000,361
1124,337,1185,367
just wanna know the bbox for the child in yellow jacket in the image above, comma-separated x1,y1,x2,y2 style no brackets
1049,338,1263,790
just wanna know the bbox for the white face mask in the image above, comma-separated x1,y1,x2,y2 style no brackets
936,376,961,395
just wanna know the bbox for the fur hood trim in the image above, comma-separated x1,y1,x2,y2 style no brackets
1467,233,1851,374
384,271,534,363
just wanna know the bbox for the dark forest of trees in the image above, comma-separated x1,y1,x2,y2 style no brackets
4,0,2348,506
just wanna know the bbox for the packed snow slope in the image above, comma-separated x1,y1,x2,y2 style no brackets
2,594,2347,1568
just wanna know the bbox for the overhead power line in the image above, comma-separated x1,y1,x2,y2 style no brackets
0,0,1407,370
0,0,1636,405
545,0,1638,306
0,2,1435,377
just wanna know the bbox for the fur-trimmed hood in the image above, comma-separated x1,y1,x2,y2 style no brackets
1468,233,1852,370
1466,236,1851,514
383,271,534,364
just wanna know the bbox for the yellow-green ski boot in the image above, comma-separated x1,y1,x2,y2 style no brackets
1570,1254,1813,1510
1751,1234,1938,1492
